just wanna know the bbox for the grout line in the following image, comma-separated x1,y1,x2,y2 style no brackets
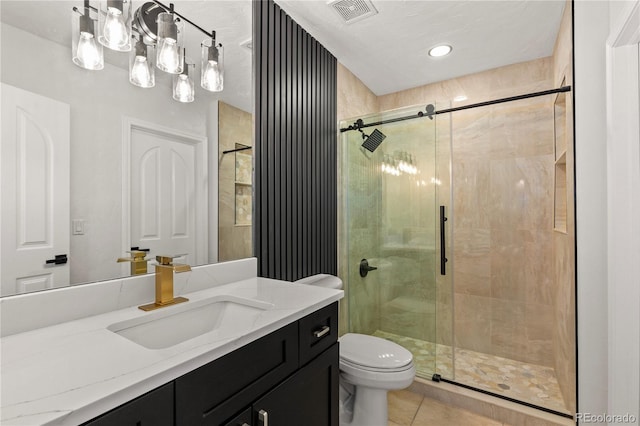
409,395,424,426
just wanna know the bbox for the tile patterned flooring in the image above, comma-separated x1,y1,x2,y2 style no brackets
389,389,503,426
374,330,569,415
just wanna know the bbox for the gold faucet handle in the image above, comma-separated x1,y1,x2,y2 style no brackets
156,255,174,265
129,250,148,260
119,248,150,263
155,255,191,272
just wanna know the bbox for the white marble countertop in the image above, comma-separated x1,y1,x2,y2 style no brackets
0,277,343,426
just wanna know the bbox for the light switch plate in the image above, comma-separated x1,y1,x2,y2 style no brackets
72,219,85,235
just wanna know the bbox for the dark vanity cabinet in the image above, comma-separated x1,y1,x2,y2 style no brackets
82,302,339,426
81,383,174,426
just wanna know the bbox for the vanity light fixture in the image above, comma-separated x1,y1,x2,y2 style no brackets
156,7,184,74
201,33,224,92
173,54,195,103
97,0,132,52
71,0,104,70
428,44,452,57
129,35,155,88
71,0,224,101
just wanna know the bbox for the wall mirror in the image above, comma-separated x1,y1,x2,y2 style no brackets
0,0,253,297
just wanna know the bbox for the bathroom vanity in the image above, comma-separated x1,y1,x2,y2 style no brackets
0,259,343,426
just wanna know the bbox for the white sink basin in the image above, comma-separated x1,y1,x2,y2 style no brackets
107,295,273,349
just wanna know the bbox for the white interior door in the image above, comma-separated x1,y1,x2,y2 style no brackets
128,123,207,267
1,83,70,296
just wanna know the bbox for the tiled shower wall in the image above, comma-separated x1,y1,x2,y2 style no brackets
551,1,576,414
218,101,253,262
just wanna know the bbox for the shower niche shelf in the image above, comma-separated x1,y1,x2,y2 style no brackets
553,84,568,233
234,144,252,227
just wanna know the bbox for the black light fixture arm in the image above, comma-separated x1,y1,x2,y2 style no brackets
72,0,97,15
151,0,216,39
73,0,218,41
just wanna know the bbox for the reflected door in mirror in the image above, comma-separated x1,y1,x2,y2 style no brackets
1,84,70,296
129,127,204,267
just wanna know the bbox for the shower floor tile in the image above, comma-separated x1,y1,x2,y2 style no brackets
373,330,569,415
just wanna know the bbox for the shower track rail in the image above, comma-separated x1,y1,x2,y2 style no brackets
339,86,572,132
431,374,574,419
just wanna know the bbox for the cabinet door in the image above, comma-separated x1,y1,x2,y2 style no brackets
224,407,252,426
175,323,298,425
252,343,339,426
81,383,174,426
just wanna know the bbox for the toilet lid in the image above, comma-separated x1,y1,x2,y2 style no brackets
339,333,413,370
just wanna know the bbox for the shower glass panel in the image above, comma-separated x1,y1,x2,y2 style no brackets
447,94,571,415
341,91,574,415
341,104,445,379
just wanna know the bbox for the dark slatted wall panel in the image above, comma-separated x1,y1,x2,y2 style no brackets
253,0,337,280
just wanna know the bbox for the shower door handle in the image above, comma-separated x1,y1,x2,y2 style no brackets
440,206,448,275
359,258,377,277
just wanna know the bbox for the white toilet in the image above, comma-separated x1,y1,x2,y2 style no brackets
296,274,416,426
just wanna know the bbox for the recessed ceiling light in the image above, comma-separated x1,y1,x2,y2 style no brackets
429,44,452,57
453,95,468,102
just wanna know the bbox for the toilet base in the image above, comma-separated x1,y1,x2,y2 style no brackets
340,385,389,426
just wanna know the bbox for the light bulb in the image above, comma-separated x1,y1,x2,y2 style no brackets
202,60,223,91
174,74,194,103
158,38,180,72
103,8,128,48
130,56,153,87
77,32,101,69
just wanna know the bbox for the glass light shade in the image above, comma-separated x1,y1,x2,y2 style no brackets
173,63,194,103
98,0,132,51
71,7,104,70
129,36,155,88
156,12,184,74
200,39,224,92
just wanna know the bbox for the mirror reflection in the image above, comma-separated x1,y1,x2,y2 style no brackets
0,1,253,297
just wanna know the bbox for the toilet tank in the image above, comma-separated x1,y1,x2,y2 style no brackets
295,274,343,290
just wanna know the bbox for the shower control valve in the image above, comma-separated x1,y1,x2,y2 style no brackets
359,258,377,277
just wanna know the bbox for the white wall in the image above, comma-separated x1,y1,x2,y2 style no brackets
574,0,610,420
1,24,216,285
605,1,640,423
576,1,640,423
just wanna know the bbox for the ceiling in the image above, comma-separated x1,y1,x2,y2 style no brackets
0,0,253,112
1,1,566,109
274,0,566,96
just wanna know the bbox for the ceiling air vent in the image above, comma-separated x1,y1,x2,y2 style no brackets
328,0,378,24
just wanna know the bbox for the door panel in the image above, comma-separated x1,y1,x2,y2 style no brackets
1,83,70,296
130,127,200,266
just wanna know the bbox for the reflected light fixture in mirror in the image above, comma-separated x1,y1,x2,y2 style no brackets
71,0,224,101
98,0,132,52
201,33,224,92
156,7,183,74
129,34,155,87
173,55,195,103
71,0,104,70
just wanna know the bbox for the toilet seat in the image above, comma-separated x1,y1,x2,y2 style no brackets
339,333,413,371
340,357,414,374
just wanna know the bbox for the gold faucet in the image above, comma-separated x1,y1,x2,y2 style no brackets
117,249,150,276
139,255,191,311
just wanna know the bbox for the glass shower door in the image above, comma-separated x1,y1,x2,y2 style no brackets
341,106,442,378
